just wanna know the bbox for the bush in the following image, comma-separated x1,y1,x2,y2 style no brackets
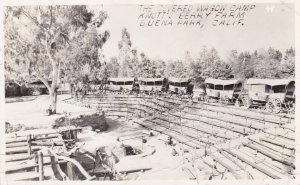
5,122,25,133
53,113,108,131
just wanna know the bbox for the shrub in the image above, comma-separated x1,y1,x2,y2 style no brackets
53,113,108,131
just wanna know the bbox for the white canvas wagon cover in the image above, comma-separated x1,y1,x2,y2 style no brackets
246,78,294,86
168,77,189,83
205,78,241,86
108,78,134,82
139,78,164,82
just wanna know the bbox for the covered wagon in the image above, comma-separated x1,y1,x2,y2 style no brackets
108,78,135,93
139,78,167,94
242,78,295,113
204,78,243,104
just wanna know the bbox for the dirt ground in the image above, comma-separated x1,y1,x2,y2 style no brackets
5,95,190,180
77,118,190,180
5,95,96,128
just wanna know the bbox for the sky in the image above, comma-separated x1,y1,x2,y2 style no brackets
90,3,294,61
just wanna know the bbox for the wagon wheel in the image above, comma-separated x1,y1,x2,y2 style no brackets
266,99,281,113
290,102,295,113
204,95,209,103
285,101,295,113
272,98,282,114
223,96,230,105
266,100,274,113
242,96,251,109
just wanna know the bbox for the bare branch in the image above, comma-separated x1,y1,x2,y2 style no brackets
33,67,51,90
13,80,29,87
49,6,53,29
20,7,47,31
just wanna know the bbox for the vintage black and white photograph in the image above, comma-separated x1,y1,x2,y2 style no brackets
2,1,296,182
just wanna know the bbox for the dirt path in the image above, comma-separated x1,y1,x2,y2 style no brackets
5,95,96,128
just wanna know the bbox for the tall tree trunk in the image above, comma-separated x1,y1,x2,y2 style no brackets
50,63,59,114
45,42,59,115
49,88,58,114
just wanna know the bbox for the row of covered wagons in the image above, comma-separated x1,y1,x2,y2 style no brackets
94,77,193,95
95,77,295,113
205,78,295,113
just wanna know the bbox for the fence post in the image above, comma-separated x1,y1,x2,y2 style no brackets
34,152,39,172
38,151,44,181
27,134,32,157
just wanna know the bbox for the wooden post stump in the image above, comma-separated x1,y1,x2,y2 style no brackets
38,151,44,181
27,134,32,157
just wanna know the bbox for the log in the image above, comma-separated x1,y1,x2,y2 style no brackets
260,138,294,150
6,131,58,139
209,153,242,179
119,167,152,174
6,147,41,155
248,138,293,157
133,119,205,149
48,149,95,180
6,142,28,148
67,162,77,180
90,166,152,176
5,160,67,174
32,141,64,146
117,132,145,138
6,135,60,144
242,142,295,168
155,116,232,140
6,154,34,162
50,155,68,180
6,154,52,162
223,149,280,179
118,134,146,141
182,166,197,180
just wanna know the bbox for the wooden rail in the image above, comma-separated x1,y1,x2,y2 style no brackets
223,149,280,179
5,128,87,181
47,149,96,181
242,142,295,169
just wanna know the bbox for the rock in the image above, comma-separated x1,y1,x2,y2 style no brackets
171,148,178,156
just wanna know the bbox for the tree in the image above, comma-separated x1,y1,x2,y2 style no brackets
139,52,154,77
253,48,282,78
192,46,231,80
106,57,120,78
127,48,141,77
154,58,166,78
64,29,110,84
280,47,295,78
5,6,109,113
165,59,188,78
118,28,132,77
230,51,254,79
